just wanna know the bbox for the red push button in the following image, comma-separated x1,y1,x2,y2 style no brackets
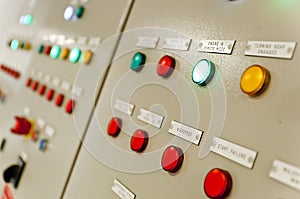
55,94,64,107
11,116,32,135
26,78,32,87
157,55,176,78
130,130,148,153
46,89,55,101
65,99,75,114
107,117,122,137
31,81,39,91
44,45,52,55
161,146,184,173
38,85,46,96
204,168,232,199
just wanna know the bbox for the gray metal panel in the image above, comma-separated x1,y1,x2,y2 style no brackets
64,0,300,198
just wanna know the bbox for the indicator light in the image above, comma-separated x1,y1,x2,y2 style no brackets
130,130,148,152
46,89,55,101
64,6,75,21
131,52,146,71
50,45,61,59
60,48,70,60
240,65,270,97
82,50,93,64
107,117,122,137
21,14,33,26
38,45,44,54
161,146,184,173
10,39,19,50
69,48,81,63
65,99,75,114
157,55,176,78
39,85,46,96
44,45,52,55
55,94,64,107
192,59,215,86
204,168,232,199
76,6,85,18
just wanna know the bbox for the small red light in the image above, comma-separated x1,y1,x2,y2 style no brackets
39,85,46,96
26,78,32,87
204,168,232,199
161,146,184,173
107,117,122,137
44,46,52,55
157,55,176,78
65,99,75,114
55,94,64,107
31,81,39,91
130,130,148,153
46,89,55,101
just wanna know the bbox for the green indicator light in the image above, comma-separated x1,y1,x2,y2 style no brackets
131,52,146,71
23,14,33,25
50,46,61,59
76,6,85,18
38,45,44,54
192,59,215,86
20,43,25,49
69,48,81,63
10,39,19,50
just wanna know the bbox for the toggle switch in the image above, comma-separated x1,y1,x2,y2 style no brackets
3,156,26,188
11,117,32,136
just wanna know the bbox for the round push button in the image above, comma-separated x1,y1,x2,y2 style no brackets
161,146,184,173
64,6,75,21
131,52,146,71
50,45,61,59
157,55,176,78
107,117,122,137
192,59,215,86
69,48,81,63
130,130,148,152
240,65,270,96
204,168,232,199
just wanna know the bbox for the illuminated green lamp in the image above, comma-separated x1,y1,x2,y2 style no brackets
20,14,33,26
192,59,215,86
50,46,61,59
69,48,81,63
10,39,19,50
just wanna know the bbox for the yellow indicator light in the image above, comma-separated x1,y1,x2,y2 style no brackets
60,48,70,60
83,50,93,64
240,65,270,97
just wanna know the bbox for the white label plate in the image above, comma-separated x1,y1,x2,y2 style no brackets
37,118,45,129
168,121,203,145
269,159,300,191
44,126,55,138
210,137,258,169
137,108,164,129
198,40,235,54
162,38,191,51
61,81,71,92
245,41,296,59
88,37,101,46
136,37,159,48
52,77,60,87
112,179,136,199
113,99,135,116
72,85,83,97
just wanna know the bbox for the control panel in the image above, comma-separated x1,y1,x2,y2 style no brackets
63,0,300,199
0,0,132,198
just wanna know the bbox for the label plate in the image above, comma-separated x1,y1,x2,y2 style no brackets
198,40,235,54
269,159,300,191
136,36,159,48
162,38,191,51
112,179,136,199
210,137,258,169
137,108,164,129
113,99,135,116
168,120,203,145
245,41,296,59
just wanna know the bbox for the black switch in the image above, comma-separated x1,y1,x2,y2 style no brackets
3,156,26,188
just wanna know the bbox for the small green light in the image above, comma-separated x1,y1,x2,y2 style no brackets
131,52,146,71
38,45,44,54
23,14,33,26
10,39,19,50
50,46,61,59
69,48,81,63
76,6,85,18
